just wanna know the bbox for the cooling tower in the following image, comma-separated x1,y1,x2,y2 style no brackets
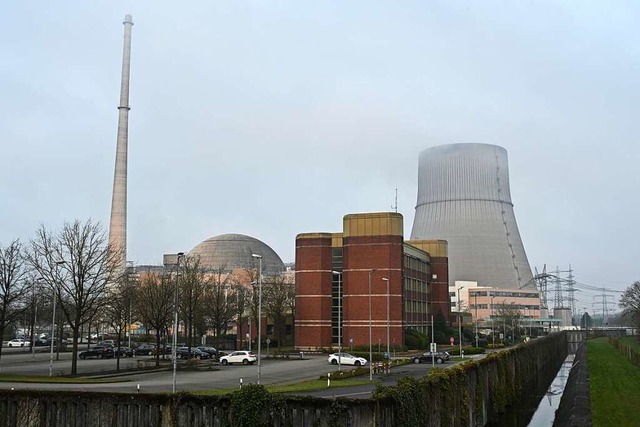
410,143,534,289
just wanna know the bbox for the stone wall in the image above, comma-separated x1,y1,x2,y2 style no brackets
0,333,570,427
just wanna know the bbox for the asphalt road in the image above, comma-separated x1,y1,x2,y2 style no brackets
0,348,477,397
0,349,339,394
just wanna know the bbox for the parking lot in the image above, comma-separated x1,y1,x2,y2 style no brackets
0,344,456,396
0,347,343,393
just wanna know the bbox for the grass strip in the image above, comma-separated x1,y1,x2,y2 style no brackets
620,336,640,351
588,337,640,427
0,374,128,384
196,378,374,396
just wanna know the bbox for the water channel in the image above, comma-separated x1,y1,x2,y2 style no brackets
487,354,574,427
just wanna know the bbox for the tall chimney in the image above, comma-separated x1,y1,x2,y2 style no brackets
108,14,133,273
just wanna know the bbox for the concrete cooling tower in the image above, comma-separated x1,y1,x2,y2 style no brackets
410,143,534,289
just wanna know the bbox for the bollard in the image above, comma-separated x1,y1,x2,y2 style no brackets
300,351,304,359
240,378,243,389
462,350,465,359
327,373,331,388
137,384,140,393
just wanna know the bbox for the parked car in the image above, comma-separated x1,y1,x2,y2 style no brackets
99,340,116,347
176,347,211,360
196,346,219,358
7,339,26,347
327,352,368,366
152,345,173,356
412,351,451,364
79,345,115,359
114,346,134,357
134,344,156,356
219,351,257,365
42,338,69,349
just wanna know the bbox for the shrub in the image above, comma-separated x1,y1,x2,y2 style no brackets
229,384,283,427
448,347,485,356
405,329,427,349
319,367,369,380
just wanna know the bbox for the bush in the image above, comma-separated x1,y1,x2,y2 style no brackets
448,347,485,356
319,367,369,380
229,384,283,427
405,329,428,349
434,330,450,345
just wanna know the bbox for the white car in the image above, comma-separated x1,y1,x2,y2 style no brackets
328,352,367,366
219,351,257,365
7,339,26,347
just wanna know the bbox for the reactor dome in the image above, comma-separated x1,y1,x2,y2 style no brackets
188,234,285,275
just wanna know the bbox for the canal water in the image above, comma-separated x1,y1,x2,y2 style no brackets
487,355,574,427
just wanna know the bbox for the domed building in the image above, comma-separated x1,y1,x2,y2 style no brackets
188,233,285,275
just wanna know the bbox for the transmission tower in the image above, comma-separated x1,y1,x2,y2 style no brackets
592,287,615,326
567,265,576,316
534,265,549,309
553,266,564,310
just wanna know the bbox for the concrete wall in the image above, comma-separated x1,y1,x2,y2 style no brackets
0,333,570,427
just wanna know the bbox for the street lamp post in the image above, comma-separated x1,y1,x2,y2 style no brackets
252,254,263,385
502,300,506,342
48,285,57,377
171,252,184,394
474,292,479,347
382,278,390,359
490,295,496,348
332,271,343,371
31,277,43,360
128,301,132,348
368,269,375,382
457,286,463,358
49,261,65,377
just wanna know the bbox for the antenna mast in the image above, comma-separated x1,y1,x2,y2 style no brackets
392,188,398,213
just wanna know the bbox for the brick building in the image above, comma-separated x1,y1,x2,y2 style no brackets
295,212,451,351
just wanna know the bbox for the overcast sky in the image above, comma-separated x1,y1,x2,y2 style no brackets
2,1,638,313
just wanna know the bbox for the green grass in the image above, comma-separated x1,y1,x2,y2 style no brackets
0,374,129,384
195,378,375,396
588,337,640,427
620,336,640,351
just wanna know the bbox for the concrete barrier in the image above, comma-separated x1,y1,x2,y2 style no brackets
0,333,571,426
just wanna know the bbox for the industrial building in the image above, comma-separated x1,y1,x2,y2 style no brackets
294,212,450,351
411,143,534,289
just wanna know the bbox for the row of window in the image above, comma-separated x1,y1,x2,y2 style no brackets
470,291,540,298
470,304,540,311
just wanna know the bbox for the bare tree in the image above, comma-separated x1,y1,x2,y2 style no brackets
620,281,640,331
263,274,295,348
104,267,137,370
28,220,118,375
496,302,523,341
285,278,296,347
203,266,236,339
244,267,261,348
0,240,32,364
233,283,250,350
135,272,173,367
179,256,208,352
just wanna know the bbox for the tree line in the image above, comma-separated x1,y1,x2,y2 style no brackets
0,219,295,374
